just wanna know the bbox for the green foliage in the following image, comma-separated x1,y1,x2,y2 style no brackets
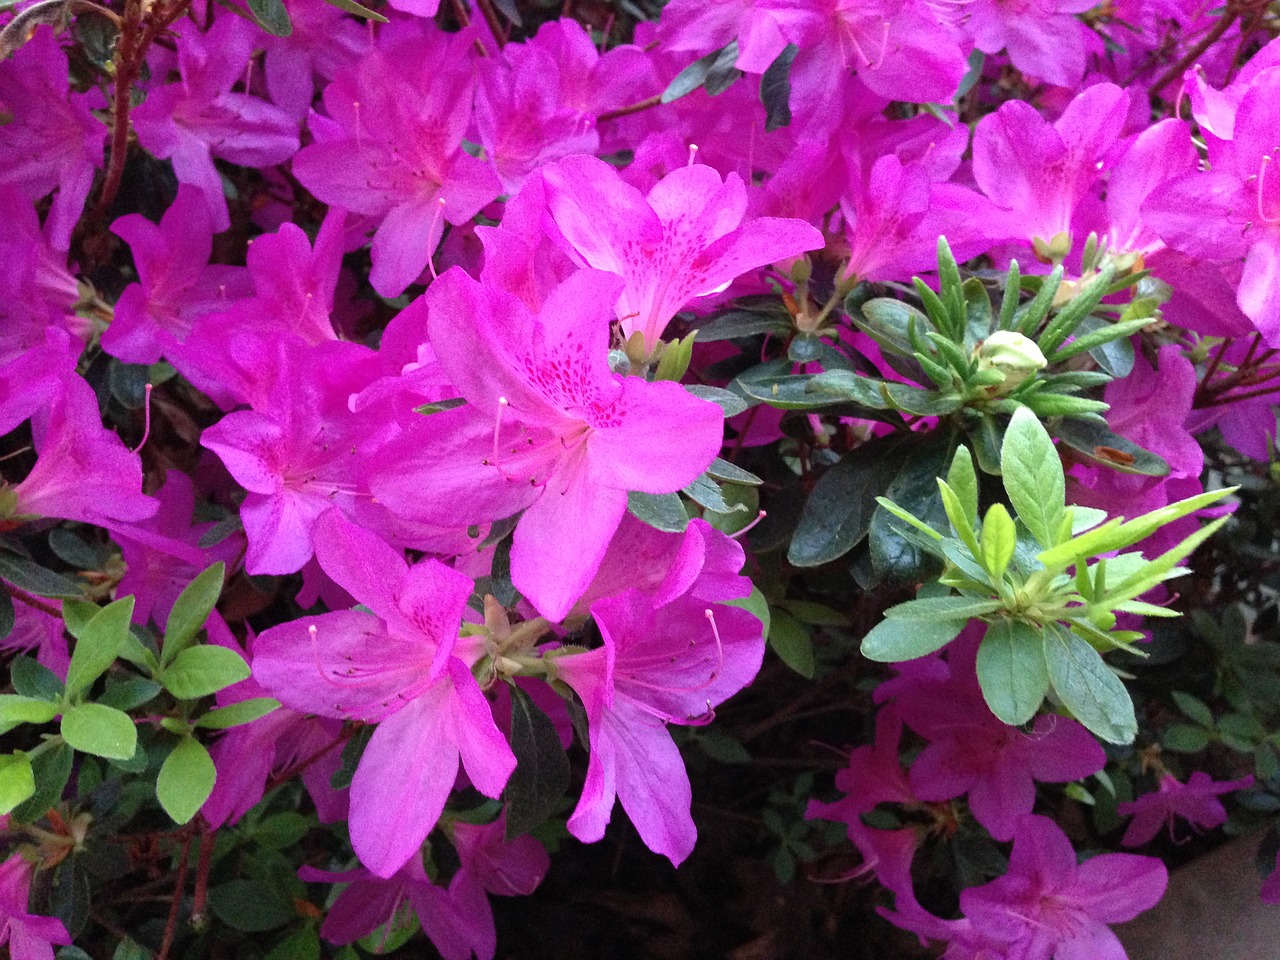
861,408,1234,743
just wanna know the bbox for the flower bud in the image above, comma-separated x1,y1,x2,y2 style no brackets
974,331,1047,393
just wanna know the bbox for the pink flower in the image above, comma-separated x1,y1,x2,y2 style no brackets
1117,771,1254,846
369,267,725,621
252,509,515,877
542,154,823,352
0,853,71,960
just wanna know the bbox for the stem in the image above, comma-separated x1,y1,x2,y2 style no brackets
156,834,192,960
473,0,506,47
4,582,64,617
597,93,663,123
1150,4,1238,98
265,726,354,791
189,819,215,927
92,0,193,221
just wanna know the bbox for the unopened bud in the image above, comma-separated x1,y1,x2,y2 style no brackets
974,331,1047,393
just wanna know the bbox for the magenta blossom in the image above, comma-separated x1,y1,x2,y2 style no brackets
369,267,725,622
542,154,823,352
1117,771,1254,847
252,509,515,877
0,853,71,960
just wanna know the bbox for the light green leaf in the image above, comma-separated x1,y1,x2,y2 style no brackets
938,480,981,558
161,645,251,701
768,609,815,678
980,503,1017,580
975,619,1049,726
1001,406,1064,549
0,753,35,814
861,616,968,662
61,703,137,760
157,737,216,825
1043,623,1136,744
1070,506,1109,534
196,698,280,729
1102,516,1230,605
883,596,1003,621
163,562,225,667
727,586,770,640
945,446,978,527
0,694,60,733
65,596,135,698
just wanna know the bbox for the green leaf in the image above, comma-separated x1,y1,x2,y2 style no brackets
706,456,762,486
318,0,388,21
1043,623,1136,744
264,926,321,960
65,596,135,698
1045,315,1149,364
0,551,82,598
1171,691,1213,727
662,42,738,103
975,619,1049,726
768,609,815,678
208,879,295,932
11,654,65,701
626,491,690,533
156,737,216,824
683,474,744,514
884,596,1003,621
1162,724,1211,753
760,43,797,131
789,439,911,567
685,384,749,417
727,586,770,642
12,741,72,822
1053,417,1170,476
861,616,968,662
97,678,162,712
0,753,35,814
161,645,251,700
693,310,791,342
780,600,850,627
1101,515,1229,605
980,503,1017,580
808,370,961,416
246,0,291,36
0,694,61,732
1036,266,1116,354
1001,406,1064,548
196,698,280,729
1013,266,1063,335
855,298,933,357
162,562,225,667
61,703,137,760
945,446,979,527
0,587,12,641
504,684,571,837
61,599,98,639
938,480,981,558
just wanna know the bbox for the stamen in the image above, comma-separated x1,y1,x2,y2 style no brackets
730,510,767,540
492,396,509,465
427,197,447,280
131,383,153,454
687,143,699,167
352,100,364,148
1258,153,1277,223
875,20,890,68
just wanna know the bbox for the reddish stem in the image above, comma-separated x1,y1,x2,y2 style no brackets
4,583,63,617
156,834,192,960
597,93,663,123
1149,4,1238,98
190,819,215,927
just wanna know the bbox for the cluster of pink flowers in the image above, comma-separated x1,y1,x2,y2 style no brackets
3,0,1279,956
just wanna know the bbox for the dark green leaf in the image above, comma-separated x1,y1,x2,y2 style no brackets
693,310,791,342
47,529,106,570
0,552,82,598
626,491,690,533
161,644,251,700
869,438,953,583
108,361,150,409
13,741,72,822
768,609,814,678
11,655,63,702
264,926,321,960
685,384,748,417
1043,623,1136,744
706,456,762,486
861,616,967,662
883,596,1003,621
112,940,153,960
209,879,295,932
789,439,911,567
49,855,91,939
318,0,388,20
162,562,225,667
1171,690,1213,727
198,515,242,548
157,737,216,824
97,678,162,712
760,43,797,131
62,703,137,760
0,587,11,641
662,42,738,103
253,812,312,850
975,619,1049,726
683,474,743,514
1053,417,1170,476
1162,724,1211,753
247,0,292,36
504,684,571,837
331,725,372,790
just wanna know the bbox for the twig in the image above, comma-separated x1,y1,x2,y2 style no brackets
156,834,192,960
265,726,355,791
4,583,64,617
473,0,506,47
189,818,215,927
1150,4,1239,98
597,93,663,123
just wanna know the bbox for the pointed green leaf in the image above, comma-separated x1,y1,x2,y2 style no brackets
980,503,1017,580
706,456,763,486
626,491,690,533
975,619,1049,726
1001,406,1064,548
163,562,225,667
946,446,979,526
768,609,815,678
1102,516,1230,605
161,645,251,701
938,480,981,558
760,42,797,131
1043,623,1136,744
61,703,137,760
883,596,1003,621
246,0,291,36
11,654,65,702
0,695,60,733
157,737,216,825
0,753,35,815
0,551,82,598
196,698,280,730
1054,417,1170,476
504,684,571,837
318,0,388,22
861,616,968,662
65,596,135,698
